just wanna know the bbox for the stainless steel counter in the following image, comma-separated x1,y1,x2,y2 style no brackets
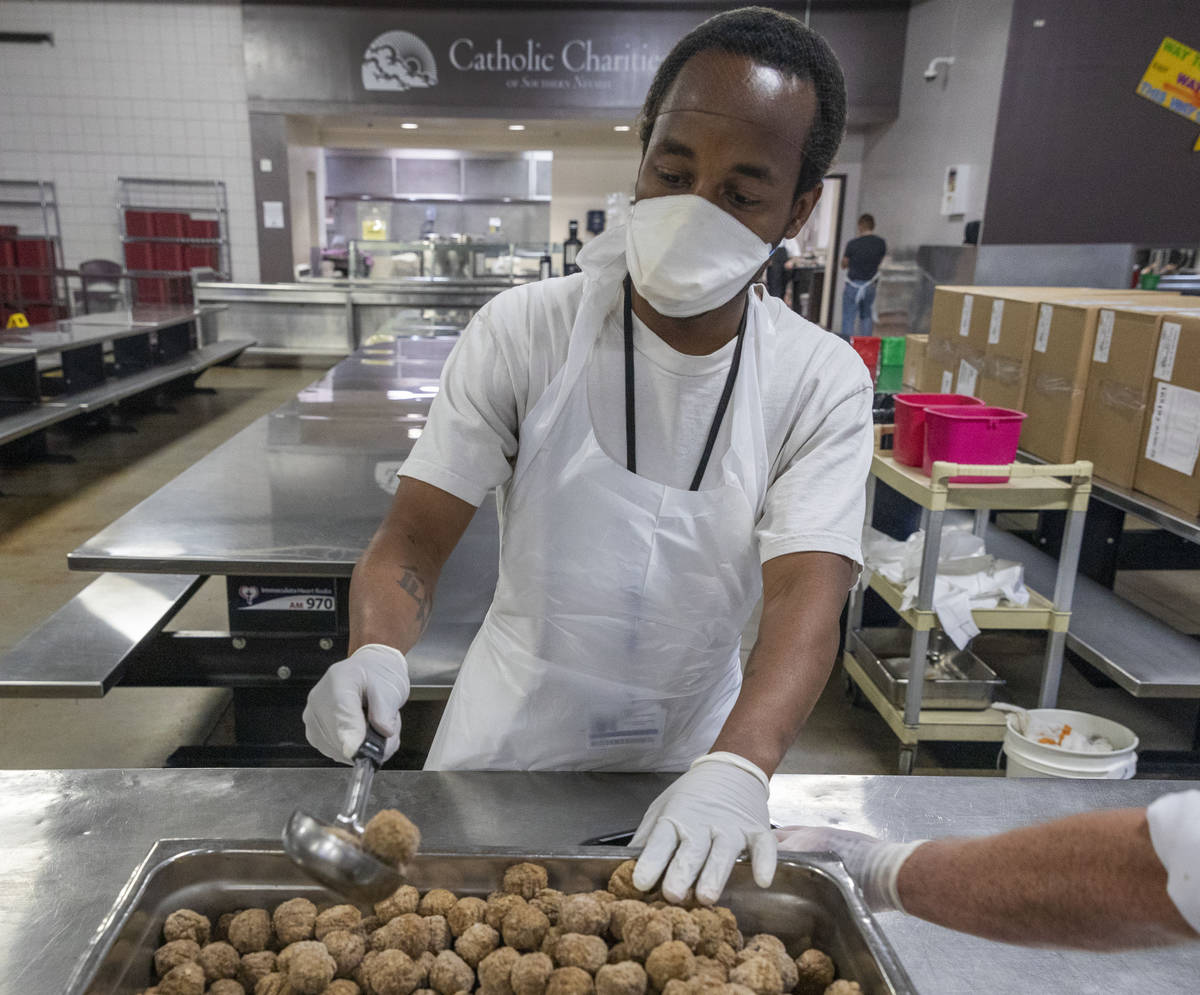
68,338,498,592
2,771,1196,994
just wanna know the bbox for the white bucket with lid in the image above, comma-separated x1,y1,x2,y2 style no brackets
1001,707,1138,779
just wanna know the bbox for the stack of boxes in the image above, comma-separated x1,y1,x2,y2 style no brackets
910,285,1200,516
123,210,220,306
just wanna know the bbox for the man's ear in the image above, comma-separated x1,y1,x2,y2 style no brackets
783,182,823,240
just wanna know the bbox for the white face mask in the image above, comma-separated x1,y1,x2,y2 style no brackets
625,194,776,318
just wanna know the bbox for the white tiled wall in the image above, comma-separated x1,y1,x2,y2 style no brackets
0,0,259,282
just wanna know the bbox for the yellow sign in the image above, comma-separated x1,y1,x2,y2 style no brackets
5,312,29,329
361,216,388,241
1136,36,1200,131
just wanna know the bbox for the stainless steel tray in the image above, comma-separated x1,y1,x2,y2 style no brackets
851,626,1004,710
66,842,915,995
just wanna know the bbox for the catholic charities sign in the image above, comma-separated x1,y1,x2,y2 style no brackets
362,28,663,97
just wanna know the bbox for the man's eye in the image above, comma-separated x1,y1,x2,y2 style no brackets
728,191,760,208
657,170,685,185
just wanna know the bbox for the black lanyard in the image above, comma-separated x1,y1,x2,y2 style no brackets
623,275,747,491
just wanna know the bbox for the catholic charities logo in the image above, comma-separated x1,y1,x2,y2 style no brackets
362,30,438,91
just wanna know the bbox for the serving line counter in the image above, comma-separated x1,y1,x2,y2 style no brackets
195,278,520,356
2,770,1196,994
0,336,496,763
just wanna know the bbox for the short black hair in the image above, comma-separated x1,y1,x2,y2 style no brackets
859,213,875,229
638,6,846,198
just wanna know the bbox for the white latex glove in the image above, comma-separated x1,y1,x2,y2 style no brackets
776,825,927,912
303,643,410,764
631,752,776,905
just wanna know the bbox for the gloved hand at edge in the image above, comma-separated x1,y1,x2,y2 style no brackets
303,643,410,764
631,751,776,906
776,825,927,912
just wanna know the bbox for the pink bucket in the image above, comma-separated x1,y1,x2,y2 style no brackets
893,393,985,467
923,406,1028,483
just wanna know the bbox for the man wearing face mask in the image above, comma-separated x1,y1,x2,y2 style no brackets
304,8,873,906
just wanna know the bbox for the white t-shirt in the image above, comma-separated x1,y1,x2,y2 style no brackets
1147,789,1200,932
401,274,874,567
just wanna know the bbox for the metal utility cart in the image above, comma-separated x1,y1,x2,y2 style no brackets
0,179,70,323
845,453,1093,773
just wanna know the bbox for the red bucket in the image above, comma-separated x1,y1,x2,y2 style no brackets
923,406,1028,483
893,393,985,467
851,336,881,381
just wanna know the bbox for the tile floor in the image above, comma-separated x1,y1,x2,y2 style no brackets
1,362,1197,775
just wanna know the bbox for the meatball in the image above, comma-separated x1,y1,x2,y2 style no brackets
477,945,521,995
606,901,647,943
155,940,200,977
198,942,241,982
531,889,564,925
689,911,725,958
660,980,690,995
553,934,608,975
209,981,246,995
165,909,212,946
503,862,550,900
238,950,277,989
558,896,608,937
594,961,647,995
323,983,362,995
793,951,835,995
447,897,489,937
289,943,337,995
373,914,431,959
418,889,458,918
416,950,438,986
158,961,205,995
455,922,501,967
425,915,452,953
621,911,672,961
711,945,738,972
661,908,700,951
728,957,782,995
606,862,651,902
822,984,860,995
274,898,319,945
428,949,475,995
545,966,594,995
362,810,421,868
540,926,563,959
511,952,555,995
315,905,362,941
589,892,617,907
229,910,273,955
364,949,424,995
645,941,695,990
691,956,728,984
724,986,758,995
376,885,422,921
217,912,239,942
503,904,551,951
737,943,796,993
711,909,742,949
606,944,630,965
323,929,366,978
486,893,528,931
360,915,384,936
252,975,290,995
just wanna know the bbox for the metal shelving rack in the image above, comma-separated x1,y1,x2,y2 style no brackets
0,180,70,319
845,452,1093,773
117,177,231,282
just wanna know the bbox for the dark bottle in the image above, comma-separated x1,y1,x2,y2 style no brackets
563,220,582,275
539,250,552,280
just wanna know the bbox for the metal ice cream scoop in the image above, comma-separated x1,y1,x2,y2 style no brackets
282,726,403,902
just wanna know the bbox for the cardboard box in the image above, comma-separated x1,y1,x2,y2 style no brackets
1134,313,1200,515
1021,295,1175,463
902,334,927,389
1077,301,1200,488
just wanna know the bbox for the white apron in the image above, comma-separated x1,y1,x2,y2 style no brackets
424,228,771,771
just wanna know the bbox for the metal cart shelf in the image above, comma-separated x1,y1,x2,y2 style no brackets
847,453,1093,773
117,177,231,291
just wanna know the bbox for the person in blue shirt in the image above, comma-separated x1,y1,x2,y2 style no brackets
840,214,886,339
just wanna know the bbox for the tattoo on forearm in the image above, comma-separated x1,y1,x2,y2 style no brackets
395,567,432,632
